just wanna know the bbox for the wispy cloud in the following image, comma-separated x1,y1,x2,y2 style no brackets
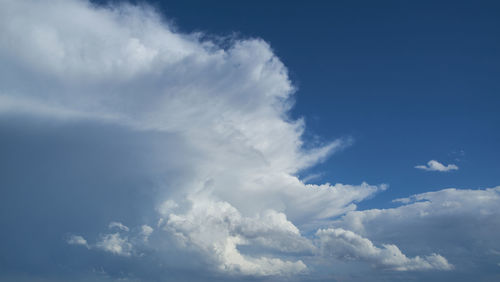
108,221,130,232
415,160,458,172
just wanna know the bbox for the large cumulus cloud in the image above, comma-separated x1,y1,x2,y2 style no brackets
0,0,385,278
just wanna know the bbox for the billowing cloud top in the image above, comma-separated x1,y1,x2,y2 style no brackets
0,1,498,281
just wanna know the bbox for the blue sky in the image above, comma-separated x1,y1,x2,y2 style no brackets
0,0,499,281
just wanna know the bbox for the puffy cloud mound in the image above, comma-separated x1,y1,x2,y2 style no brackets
165,194,311,276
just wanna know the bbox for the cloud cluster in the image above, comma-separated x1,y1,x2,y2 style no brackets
68,222,154,257
165,194,311,276
415,160,458,172
109,222,130,232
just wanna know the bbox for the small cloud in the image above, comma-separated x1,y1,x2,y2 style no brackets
140,225,154,242
108,221,129,232
95,233,132,257
415,160,458,172
67,235,89,248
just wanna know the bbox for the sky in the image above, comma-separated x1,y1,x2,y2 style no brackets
0,0,499,281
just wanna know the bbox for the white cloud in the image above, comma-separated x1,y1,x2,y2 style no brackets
108,221,130,232
68,222,153,257
95,233,133,257
415,160,458,172
316,228,453,271
67,235,89,248
140,225,154,242
165,194,310,276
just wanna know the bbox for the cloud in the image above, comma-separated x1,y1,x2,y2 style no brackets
165,194,310,276
95,233,133,257
66,235,89,248
316,228,453,271
335,187,500,275
140,225,154,242
415,160,458,172
108,222,130,232
68,222,152,257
